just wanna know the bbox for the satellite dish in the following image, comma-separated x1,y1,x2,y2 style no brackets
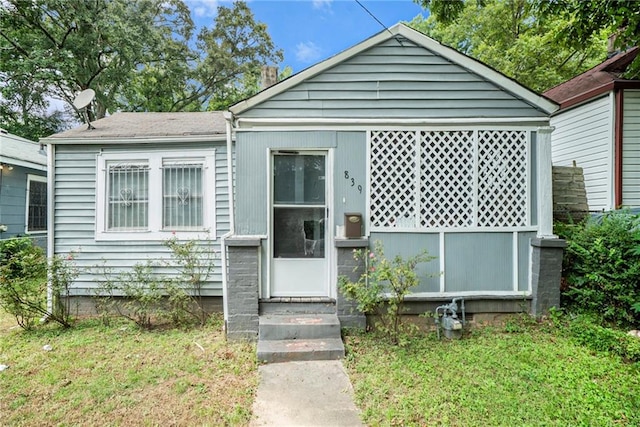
72,89,96,130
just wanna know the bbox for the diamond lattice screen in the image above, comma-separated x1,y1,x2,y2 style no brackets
370,131,417,227
477,130,528,227
420,131,474,227
370,130,529,229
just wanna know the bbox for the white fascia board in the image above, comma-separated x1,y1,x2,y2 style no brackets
234,117,551,130
0,155,47,171
41,135,227,145
230,23,559,116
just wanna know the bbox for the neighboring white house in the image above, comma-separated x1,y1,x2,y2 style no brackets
545,47,640,211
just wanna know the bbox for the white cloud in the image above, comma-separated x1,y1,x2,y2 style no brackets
184,0,220,18
295,41,322,64
312,0,333,11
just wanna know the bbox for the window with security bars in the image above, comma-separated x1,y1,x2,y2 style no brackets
370,130,529,229
26,176,47,232
107,163,149,230
96,150,215,240
163,162,203,229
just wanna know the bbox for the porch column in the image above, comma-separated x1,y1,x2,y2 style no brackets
536,126,556,238
530,237,566,316
335,237,369,329
224,236,262,341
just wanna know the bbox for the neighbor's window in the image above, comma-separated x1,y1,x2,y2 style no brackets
26,175,47,233
369,130,530,230
96,151,215,240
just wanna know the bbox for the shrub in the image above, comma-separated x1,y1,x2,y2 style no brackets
339,240,436,345
0,238,77,328
556,211,640,328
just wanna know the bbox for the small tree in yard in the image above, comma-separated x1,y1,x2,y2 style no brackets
339,240,436,345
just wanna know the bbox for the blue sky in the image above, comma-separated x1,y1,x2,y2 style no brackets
187,0,428,73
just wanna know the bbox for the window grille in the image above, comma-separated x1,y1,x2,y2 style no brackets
370,130,529,229
162,162,203,229
27,178,47,232
107,163,149,230
370,131,417,227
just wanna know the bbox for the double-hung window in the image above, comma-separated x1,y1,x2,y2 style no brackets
96,150,215,240
25,174,47,233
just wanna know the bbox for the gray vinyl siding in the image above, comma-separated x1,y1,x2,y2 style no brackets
551,95,613,211
53,142,230,296
0,165,47,247
623,90,640,207
241,37,548,119
333,132,367,232
235,131,339,235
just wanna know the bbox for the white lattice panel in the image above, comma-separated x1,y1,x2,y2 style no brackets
370,131,417,227
477,130,528,227
420,131,474,227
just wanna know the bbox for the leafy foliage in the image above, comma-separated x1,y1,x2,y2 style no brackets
409,0,607,92
0,0,282,136
556,211,640,328
0,238,77,328
339,241,436,345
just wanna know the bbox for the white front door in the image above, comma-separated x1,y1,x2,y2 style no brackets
271,152,328,296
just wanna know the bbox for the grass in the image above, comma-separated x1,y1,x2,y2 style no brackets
343,318,640,427
0,310,258,426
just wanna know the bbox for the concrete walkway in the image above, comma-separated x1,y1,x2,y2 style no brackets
250,360,364,426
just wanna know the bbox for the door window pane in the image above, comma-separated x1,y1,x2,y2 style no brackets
273,207,325,258
273,155,325,204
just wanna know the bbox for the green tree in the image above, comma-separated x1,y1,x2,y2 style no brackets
416,0,639,79
410,0,606,92
0,0,282,132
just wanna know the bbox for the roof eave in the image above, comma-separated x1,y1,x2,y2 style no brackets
41,134,227,145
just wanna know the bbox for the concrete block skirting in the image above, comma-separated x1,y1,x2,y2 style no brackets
335,238,368,329
530,237,567,316
225,236,262,341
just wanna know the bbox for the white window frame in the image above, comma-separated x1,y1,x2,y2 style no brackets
96,150,216,241
25,174,48,234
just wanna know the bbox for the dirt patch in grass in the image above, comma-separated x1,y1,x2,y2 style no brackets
0,311,257,426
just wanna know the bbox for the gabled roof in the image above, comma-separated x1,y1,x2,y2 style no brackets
0,129,47,171
43,112,227,144
544,47,640,110
230,23,557,116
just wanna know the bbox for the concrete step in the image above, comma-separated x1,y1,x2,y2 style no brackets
259,314,341,341
257,338,345,363
259,298,336,315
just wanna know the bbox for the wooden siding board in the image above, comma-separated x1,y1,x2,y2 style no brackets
53,142,229,295
623,90,640,207
551,95,612,211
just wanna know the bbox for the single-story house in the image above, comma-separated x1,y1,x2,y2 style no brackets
0,129,48,247
44,24,565,341
544,47,640,211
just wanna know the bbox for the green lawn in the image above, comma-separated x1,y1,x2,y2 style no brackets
0,311,258,426
344,322,640,427
3,309,639,427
